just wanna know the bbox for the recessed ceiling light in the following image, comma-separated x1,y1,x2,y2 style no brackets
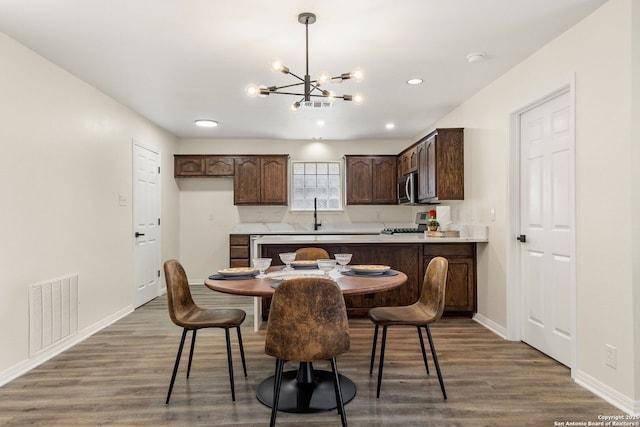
194,119,219,128
312,136,323,140
466,52,485,63
385,123,395,130
407,78,423,85
317,120,325,126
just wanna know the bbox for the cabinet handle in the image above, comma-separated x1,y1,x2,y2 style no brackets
135,232,146,238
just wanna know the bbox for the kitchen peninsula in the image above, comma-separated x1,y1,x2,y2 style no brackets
252,230,488,324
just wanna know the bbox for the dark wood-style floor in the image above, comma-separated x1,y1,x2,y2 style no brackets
0,285,618,426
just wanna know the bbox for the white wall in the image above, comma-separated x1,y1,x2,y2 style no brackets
0,33,180,380
425,0,638,407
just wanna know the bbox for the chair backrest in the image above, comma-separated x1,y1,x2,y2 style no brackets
164,259,197,328
265,278,350,362
417,257,449,321
295,247,330,260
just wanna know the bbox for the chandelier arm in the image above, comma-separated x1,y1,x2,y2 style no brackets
285,71,305,83
269,82,305,91
266,91,348,99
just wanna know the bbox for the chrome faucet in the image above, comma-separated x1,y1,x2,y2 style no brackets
313,197,320,230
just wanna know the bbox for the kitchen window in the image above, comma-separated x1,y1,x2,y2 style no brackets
291,161,342,211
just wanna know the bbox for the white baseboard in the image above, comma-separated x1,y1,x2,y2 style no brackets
473,312,507,339
0,305,133,387
574,369,639,416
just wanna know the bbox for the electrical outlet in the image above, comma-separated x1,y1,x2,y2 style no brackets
606,344,617,369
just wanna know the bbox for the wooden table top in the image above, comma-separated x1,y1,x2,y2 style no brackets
204,267,407,297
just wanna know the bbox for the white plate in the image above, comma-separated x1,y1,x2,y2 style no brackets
350,265,391,275
217,267,257,277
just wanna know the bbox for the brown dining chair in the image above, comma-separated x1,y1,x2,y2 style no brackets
265,277,350,427
368,256,449,399
163,259,247,403
294,247,330,260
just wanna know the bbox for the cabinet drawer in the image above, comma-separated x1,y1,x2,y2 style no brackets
230,259,250,268
230,234,250,245
423,243,473,257
230,246,249,258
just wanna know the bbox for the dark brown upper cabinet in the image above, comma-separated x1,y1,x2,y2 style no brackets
345,155,397,205
398,145,418,177
417,128,464,202
233,155,288,205
174,155,234,177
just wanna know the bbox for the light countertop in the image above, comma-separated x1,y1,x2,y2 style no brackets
254,232,488,245
234,222,489,241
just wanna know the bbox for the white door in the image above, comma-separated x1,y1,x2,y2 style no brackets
519,91,574,367
133,142,161,308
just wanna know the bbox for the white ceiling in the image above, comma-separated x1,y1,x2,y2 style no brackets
0,0,607,141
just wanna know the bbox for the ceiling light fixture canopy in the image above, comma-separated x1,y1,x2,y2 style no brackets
246,12,363,111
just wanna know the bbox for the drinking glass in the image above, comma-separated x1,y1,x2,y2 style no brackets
334,253,353,271
317,259,337,277
253,258,272,278
278,252,297,272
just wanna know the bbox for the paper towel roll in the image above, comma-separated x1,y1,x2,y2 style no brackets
436,206,451,225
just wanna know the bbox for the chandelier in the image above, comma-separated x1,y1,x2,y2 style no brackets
245,12,363,110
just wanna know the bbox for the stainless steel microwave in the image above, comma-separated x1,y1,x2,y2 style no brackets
398,172,418,204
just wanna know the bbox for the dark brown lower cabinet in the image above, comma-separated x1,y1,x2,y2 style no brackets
229,234,250,267
258,241,477,319
423,243,476,316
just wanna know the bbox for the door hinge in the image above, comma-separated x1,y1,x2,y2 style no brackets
158,218,161,225
157,270,161,278
158,166,161,174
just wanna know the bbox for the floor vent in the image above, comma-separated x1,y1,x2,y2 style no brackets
29,274,79,357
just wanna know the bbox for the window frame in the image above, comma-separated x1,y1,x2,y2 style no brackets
289,160,344,212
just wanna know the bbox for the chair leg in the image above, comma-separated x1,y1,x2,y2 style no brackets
270,359,285,427
375,326,388,398
425,325,447,400
369,324,379,375
186,329,197,378
166,328,188,404
417,326,430,375
330,357,348,427
236,326,247,378
224,328,236,401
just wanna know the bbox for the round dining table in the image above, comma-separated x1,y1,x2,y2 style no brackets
204,266,407,414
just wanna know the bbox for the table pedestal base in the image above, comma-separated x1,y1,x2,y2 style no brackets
256,362,357,413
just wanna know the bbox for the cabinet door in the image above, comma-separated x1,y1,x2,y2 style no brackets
424,255,475,313
417,136,437,201
409,147,418,172
436,129,465,200
346,156,373,204
174,155,204,177
260,156,288,205
417,141,427,200
425,137,437,199
372,156,397,204
234,157,260,205
205,156,234,176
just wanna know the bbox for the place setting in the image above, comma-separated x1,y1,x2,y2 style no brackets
341,264,399,277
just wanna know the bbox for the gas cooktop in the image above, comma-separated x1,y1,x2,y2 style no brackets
380,211,433,235
380,227,425,234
